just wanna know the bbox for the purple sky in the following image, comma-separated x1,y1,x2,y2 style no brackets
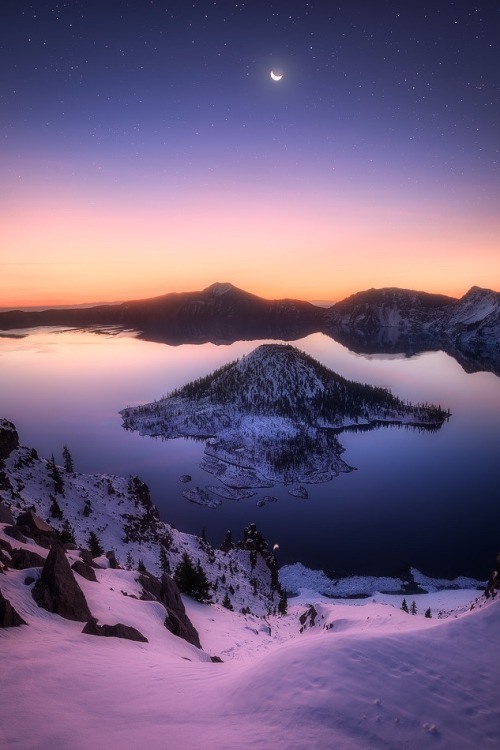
1,1,499,305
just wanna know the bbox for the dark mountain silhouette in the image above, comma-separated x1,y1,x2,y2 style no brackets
0,282,323,344
0,282,498,374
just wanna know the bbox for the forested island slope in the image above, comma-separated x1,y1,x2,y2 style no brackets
121,344,450,490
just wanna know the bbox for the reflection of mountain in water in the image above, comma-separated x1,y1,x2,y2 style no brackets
121,344,450,498
0,282,322,345
1,282,499,375
324,286,500,376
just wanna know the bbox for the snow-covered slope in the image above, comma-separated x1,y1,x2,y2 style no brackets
0,420,282,617
442,286,500,346
327,285,500,338
1,515,498,749
328,286,455,331
1,419,499,749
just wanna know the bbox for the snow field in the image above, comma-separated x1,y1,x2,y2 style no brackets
1,529,498,750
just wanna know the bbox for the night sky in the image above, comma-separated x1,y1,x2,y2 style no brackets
2,1,499,306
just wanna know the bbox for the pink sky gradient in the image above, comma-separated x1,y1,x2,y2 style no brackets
2,169,499,308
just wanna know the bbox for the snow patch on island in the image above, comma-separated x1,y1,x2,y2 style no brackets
121,344,449,505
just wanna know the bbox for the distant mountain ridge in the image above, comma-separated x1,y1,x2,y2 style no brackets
1,282,499,374
325,285,500,332
324,285,500,375
0,281,323,344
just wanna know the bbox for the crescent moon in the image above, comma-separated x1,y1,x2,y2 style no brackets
270,70,283,81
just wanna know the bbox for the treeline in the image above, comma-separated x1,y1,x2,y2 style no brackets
124,344,450,429
264,429,343,477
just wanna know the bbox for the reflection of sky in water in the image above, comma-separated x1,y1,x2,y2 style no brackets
1,328,499,580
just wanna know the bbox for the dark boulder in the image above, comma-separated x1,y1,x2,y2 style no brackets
0,588,26,627
16,510,57,541
0,538,12,553
32,541,92,622
3,526,28,544
160,574,202,649
71,560,98,582
82,617,148,642
138,571,202,649
10,547,46,570
299,605,319,632
29,534,52,550
79,549,100,569
484,552,500,599
138,571,162,601
0,501,14,525
31,580,53,611
106,550,119,569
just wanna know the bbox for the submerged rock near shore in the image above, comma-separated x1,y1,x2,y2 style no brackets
121,344,450,496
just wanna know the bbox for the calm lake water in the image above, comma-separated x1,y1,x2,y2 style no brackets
1,327,499,580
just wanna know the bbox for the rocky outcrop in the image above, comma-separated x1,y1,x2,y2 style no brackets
78,549,101,569
138,571,202,649
16,511,57,548
0,420,19,460
138,571,162,602
105,550,119,569
160,574,202,649
484,552,500,599
0,588,26,627
71,559,98,582
240,523,280,591
3,526,28,543
82,617,148,642
299,605,319,632
9,547,46,570
123,476,162,544
32,541,92,622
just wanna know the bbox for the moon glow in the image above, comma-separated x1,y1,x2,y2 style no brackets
270,70,283,81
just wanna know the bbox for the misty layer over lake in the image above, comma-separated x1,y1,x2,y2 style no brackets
1,328,499,579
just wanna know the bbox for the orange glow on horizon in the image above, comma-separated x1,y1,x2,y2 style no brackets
2,181,499,309
2,271,497,310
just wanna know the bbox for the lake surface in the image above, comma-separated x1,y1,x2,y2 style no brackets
1,327,499,580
